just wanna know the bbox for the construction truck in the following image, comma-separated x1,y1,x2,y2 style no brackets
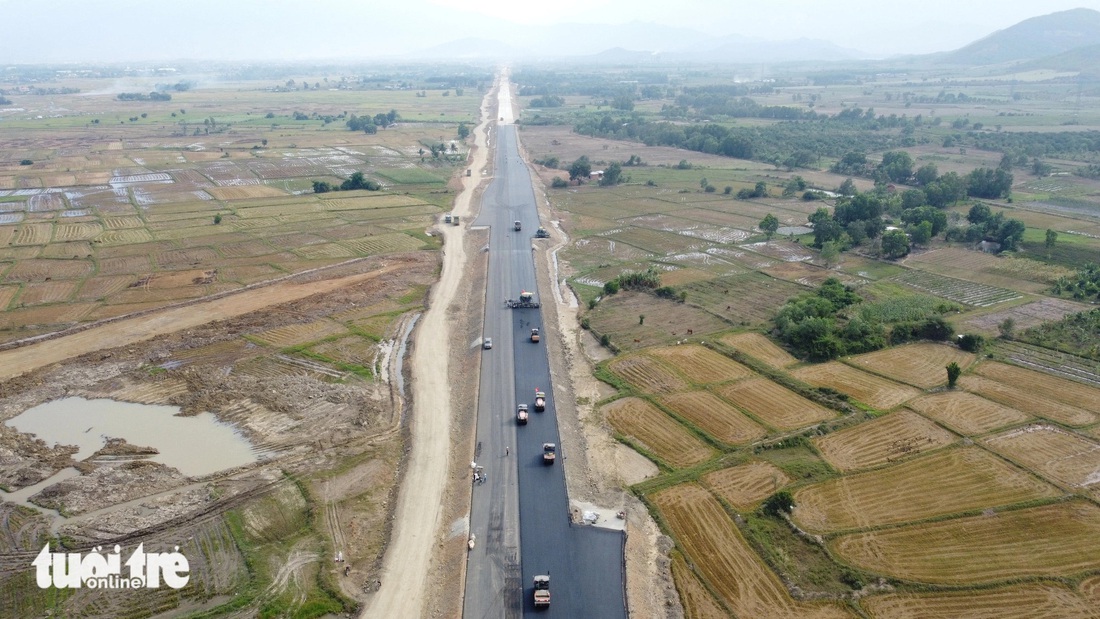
535,227,550,238
517,404,529,425
505,290,540,309
444,214,452,224
530,328,540,343
452,215,460,226
534,390,546,412
514,220,522,231
533,574,550,607
542,443,556,464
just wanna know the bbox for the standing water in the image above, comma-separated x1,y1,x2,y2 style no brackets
4,397,259,477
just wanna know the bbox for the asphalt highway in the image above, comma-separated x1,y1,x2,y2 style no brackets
463,123,627,619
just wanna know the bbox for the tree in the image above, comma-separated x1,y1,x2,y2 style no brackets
754,181,768,197
599,162,623,186
457,122,470,140
639,314,645,325
838,178,857,196
967,203,992,225
910,220,933,246
966,167,1013,199
996,218,1026,251
915,163,939,186
312,180,332,194
821,240,841,267
551,177,569,188
760,214,780,241
568,156,592,182
877,150,913,183
762,490,795,517
946,361,961,388
1045,229,1058,251
213,214,222,225
881,229,910,259
998,318,1016,340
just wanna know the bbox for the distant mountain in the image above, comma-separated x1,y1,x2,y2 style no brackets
1019,43,1100,74
939,8,1100,65
408,21,869,64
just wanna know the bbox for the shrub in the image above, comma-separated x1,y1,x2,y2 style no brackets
958,333,984,352
551,176,569,188
761,490,795,517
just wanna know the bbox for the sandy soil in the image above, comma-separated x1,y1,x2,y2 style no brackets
360,73,499,619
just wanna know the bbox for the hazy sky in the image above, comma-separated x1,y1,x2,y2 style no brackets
2,0,1099,62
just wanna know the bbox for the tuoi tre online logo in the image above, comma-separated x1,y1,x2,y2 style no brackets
33,543,190,589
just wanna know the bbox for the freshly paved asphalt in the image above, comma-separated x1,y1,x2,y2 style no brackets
463,124,627,618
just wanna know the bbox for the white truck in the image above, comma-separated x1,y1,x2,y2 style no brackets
534,390,546,412
533,574,550,607
517,404,529,425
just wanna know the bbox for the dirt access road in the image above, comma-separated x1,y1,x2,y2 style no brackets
360,74,503,618
0,261,401,382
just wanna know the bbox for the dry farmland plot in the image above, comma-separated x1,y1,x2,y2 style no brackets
296,243,357,260
95,228,155,245
0,303,97,329
891,269,1021,307
659,391,767,445
716,378,838,431
908,391,1030,435
792,362,922,410
587,291,730,351
813,410,957,472
11,223,52,246
609,355,689,393
252,319,348,348
862,583,1100,619
904,247,1071,294
670,553,729,619
793,446,1061,534
341,233,425,255
606,226,715,256
309,336,378,367
720,332,798,368
3,259,94,282
0,286,17,310
1082,575,1100,606
652,484,855,619
646,344,754,385
982,424,1100,492
831,501,1100,585
976,362,1100,414
96,255,152,275
763,261,860,288
848,344,976,389
958,375,1098,427
155,248,221,270
75,276,134,301
963,297,1091,334
604,397,715,468
205,185,286,200
39,241,93,259
17,280,79,305
739,240,815,263
680,272,806,327
102,216,144,229
702,461,791,510
53,222,103,242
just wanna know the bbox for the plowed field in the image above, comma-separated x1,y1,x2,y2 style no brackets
832,501,1100,585
609,355,688,393
848,343,976,389
715,377,836,431
604,397,715,468
959,375,1098,427
793,446,1061,533
653,484,855,619
702,461,791,510
908,391,1030,436
659,391,766,445
670,553,729,619
862,583,1100,619
976,362,1100,414
812,409,957,472
792,362,921,410
719,332,797,368
646,344,754,385
982,424,1100,492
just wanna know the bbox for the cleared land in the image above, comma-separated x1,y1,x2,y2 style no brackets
719,332,797,368
812,409,957,472
645,344,754,385
831,501,1100,585
604,397,715,468
715,377,836,431
908,391,1031,436
975,361,1100,414
862,583,1100,619
670,553,730,619
792,362,922,410
652,484,855,619
702,461,791,510
982,424,1100,492
608,354,689,393
659,390,766,446
958,375,1098,427
793,446,1061,534
1082,575,1100,606
847,343,976,389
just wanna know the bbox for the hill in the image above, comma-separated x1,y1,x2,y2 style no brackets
940,8,1100,65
